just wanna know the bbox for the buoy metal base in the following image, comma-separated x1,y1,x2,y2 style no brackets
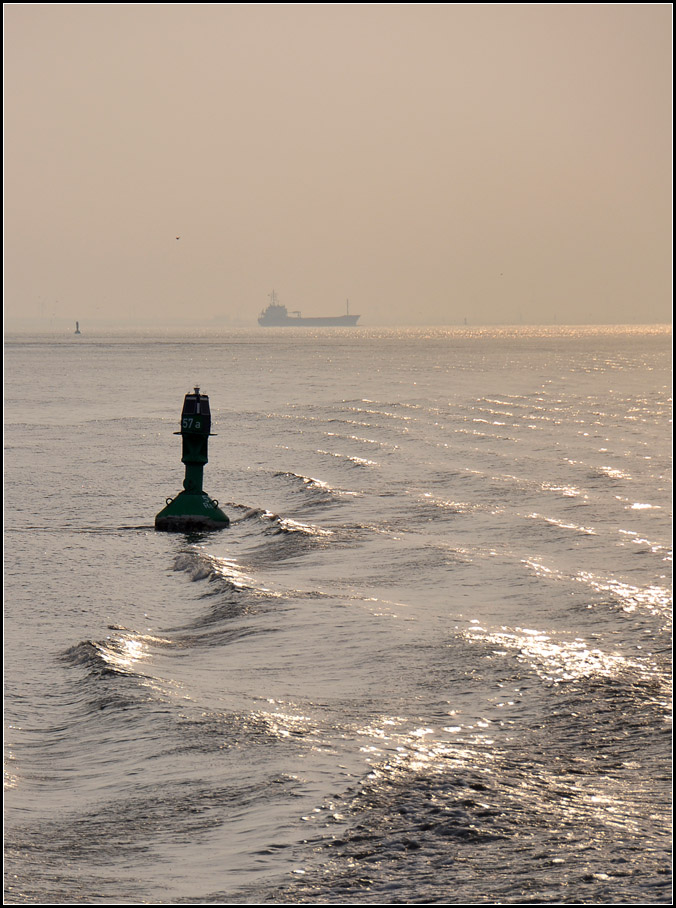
155,490,230,532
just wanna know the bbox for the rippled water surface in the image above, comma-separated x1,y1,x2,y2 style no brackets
4,325,672,903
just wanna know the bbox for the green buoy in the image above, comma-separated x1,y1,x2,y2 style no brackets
155,387,230,532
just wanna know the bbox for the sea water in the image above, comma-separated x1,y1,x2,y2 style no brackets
3,325,672,904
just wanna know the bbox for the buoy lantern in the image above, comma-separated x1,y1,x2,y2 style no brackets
155,387,230,531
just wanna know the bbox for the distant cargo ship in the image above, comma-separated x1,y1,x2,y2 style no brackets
258,291,360,326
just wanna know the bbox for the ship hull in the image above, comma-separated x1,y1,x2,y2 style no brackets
258,314,360,327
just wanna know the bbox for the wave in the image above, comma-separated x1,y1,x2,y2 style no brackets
268,708,671,905
587,465,633,481
227,506,333,538
63,629,172,678
173,551,280,599
273,470,358,502
323,430,396,450
522,558,672,620
316,449,379,468
464,622,651,685
523,512,598,536
60,628,178,714
227,505,279,525
273,517,333,537
252,523,335,565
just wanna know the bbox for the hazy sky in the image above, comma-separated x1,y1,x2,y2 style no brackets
4,3,672,328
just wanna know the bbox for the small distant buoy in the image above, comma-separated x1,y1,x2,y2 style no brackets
74,321,81,334
155,387,229,532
